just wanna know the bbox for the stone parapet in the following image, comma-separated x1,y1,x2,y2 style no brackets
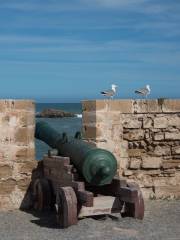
82,99,180,199
0,100,36,210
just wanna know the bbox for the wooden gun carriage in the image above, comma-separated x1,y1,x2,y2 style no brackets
33,121,144,228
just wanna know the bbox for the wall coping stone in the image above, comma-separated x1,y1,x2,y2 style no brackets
82,99,180,114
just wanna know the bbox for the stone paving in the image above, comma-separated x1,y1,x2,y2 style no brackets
0,200,180,240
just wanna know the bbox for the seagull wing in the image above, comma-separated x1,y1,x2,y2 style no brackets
135,87,148,96
101,89,115,97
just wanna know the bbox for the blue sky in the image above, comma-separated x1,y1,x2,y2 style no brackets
0,0,179,102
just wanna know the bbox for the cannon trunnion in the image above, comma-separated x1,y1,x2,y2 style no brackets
33,121,144,228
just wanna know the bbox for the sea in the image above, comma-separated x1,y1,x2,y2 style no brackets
36,103,82,160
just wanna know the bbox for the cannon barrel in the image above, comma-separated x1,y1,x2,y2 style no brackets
35,121,117,186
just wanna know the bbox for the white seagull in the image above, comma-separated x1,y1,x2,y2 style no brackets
101,84,118,99
135,85,151,98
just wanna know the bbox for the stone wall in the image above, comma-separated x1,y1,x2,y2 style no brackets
0,100,36,210
82,99,180,199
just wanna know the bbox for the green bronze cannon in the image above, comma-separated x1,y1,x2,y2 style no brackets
34,121,144,228
35,121,117,186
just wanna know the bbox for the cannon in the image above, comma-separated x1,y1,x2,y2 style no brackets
35,121,117,186
33,121,144,228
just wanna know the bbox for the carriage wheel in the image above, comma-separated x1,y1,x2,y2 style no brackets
33,178,52,211
56,187,78,228
121,182,144,220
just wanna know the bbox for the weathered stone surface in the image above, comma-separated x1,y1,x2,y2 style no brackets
129,158,141,169
15,127,34,145
144,170,161,176
142,156,162,169
82,112,97,124
123,170,133,176
162,160,180,169
124,129,144,141
143,117,153,128
12,100,35,111
154,116,169,128
82,100,96,112
0,99,35,210
165,132,180,140
154,132,164,141
134,100,162,113
162,99,180,113
155,186,180,199
19,112,35,127
127,149,144,157
0,179,16,194
82,100,107,112
83,125,103,139
154,146,171,156
154,115,180,128
96,101,108,111
17,177,31,191
18,161,37,174
15,147,35,162
0,100,11,112
123,117,142,129
172,146,180,155
83,99,180,199
0,164,13,179
108,100,134,113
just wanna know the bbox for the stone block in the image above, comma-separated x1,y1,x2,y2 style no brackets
111,123,123,139
162,160,180,169
83,125,103,139
143,117,153,128
123,117,142,129
18,161,37,174
127,149,144,157
154,116,168,128
15,147,35,162
154,145,171,156
108,100,133,113
129,158,141,169
162,99,180,113
111,112,121,124
134,100,162,113
172,146,180,155
95,100,108,111
165,132,180,140
17,177,31,191
82,100,96,112
0,164,13,179
19,112,35,127
15,127,34,145
123,170,133,176
154,132,164,141
12,100,35,111
82,112,97,124
154,115,180,128
0,179,16,194
0,100,11,112
82,100,107,112
142,156,162,169
155,186,180,199
123,129,144,141
145,170,161,176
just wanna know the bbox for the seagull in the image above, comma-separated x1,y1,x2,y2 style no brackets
135,85,151,98
101,84,118,99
